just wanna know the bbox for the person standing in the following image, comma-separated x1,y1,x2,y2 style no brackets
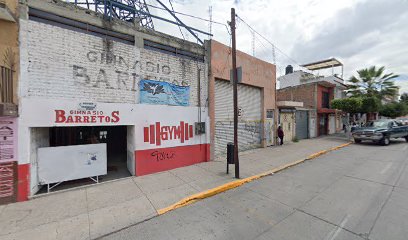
277,126,284,145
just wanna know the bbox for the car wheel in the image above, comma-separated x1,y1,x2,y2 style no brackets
380,136,390,146
354,139,362,143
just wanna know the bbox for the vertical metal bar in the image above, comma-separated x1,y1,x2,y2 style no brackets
0,67,3,102
10,69,13,103
231,8,239,179
197,68,201,107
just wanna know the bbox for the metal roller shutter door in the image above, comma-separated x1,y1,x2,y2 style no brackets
295,110,308,140
214,80,262,157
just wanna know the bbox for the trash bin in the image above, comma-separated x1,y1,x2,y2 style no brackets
227,142,234,164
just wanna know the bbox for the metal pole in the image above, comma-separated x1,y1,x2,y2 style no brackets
231,8,240,179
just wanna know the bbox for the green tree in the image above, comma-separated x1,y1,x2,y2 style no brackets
360,96,381,113
401,93,408,104
331,98,362,113
347,66,399,100
380,102,408,118
331,96,381,114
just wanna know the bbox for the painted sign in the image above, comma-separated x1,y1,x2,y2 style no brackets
143,121,194,146
134,105,209,150
20,99,135,127
0,161,17,204
134,105,210,176
140,79,190,106
0,118,17,163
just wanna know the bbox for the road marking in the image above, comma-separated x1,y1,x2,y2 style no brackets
380,163,393,175
157,142,352,215
326,215,349,240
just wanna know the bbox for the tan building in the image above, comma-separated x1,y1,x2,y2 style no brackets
208,40,277,159
0,0,21,204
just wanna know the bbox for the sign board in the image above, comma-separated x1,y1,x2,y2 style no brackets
0,118,17,162
135,104,209,150
140,79,190,106
20,98,136,127
0,161,17,205
38,143,107,184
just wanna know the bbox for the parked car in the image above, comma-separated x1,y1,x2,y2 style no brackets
398,118,408,126
352,119,408,145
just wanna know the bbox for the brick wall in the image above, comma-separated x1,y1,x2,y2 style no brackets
140,49,207,107
19,19,208,106
277,84,316,109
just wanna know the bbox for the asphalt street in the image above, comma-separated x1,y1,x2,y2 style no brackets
100,139,408,240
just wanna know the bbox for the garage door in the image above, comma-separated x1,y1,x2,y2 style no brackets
215,80,262,157
295,110,308,140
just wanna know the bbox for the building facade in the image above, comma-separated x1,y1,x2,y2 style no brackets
14,0,210,201
208,40,277,159
277,81,342,138
0,0,21,204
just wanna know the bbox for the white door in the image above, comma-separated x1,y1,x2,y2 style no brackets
280,112,295,142
329,115,336,134
265,109,274,146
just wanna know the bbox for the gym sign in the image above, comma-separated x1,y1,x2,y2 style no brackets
143,121,194,146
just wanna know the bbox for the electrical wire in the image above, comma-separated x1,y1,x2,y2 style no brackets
235,14,301,67
168,0,185,40
145,2,231,35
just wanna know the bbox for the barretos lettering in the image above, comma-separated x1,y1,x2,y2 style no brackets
144,122,193,146
54,110,120,124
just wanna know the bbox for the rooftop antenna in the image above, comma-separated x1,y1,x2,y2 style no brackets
208,5,213,39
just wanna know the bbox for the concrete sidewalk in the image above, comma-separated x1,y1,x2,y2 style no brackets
0,136,350,240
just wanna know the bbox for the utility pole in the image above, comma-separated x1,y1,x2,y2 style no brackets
231,8,240,179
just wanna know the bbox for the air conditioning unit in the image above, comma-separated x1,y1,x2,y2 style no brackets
0,103,18,116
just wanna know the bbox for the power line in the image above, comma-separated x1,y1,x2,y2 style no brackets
235,14,300,67
168,0,185,40
145,2,231,35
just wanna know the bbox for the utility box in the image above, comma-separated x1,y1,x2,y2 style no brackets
195,122,206,135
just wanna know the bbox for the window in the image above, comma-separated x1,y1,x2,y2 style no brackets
0,66,13,103
322,92,330,108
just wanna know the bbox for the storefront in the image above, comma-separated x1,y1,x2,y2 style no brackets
19,99,209,195
16,4,209,200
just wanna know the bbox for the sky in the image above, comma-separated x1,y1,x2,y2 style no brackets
144,0,408,94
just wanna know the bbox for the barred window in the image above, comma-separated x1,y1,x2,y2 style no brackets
0,66,13,103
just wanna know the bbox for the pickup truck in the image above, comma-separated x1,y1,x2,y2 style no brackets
352,119,408,145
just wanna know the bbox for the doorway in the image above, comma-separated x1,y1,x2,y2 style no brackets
38,126,130,193
319,114,328,136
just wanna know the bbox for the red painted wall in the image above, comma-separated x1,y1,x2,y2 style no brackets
135,144,210,176
17,164,30,202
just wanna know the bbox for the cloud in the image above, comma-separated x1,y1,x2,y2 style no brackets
290,0,408,79
145,0,408,85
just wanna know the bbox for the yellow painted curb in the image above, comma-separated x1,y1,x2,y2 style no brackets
157,142,352,215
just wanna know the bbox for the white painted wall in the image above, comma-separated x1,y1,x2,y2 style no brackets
18,18,210,196
19,20,140,103
278,71,303,89
19,19,208,107
29,128,49,195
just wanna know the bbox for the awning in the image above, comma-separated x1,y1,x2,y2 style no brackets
301,58,343,71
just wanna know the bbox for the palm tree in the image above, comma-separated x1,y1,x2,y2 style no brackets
347,66,399,100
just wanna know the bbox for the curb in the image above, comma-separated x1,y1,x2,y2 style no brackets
157,142,352,215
